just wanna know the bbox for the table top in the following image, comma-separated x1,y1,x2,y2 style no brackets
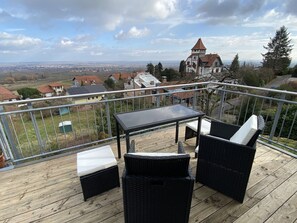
114,104,204,132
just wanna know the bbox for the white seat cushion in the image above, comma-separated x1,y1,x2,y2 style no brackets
77,145,117,177
186,119,211,135
230,115,258,145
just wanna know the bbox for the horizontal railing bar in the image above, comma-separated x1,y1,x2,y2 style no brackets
1,81,297,107
0,88,206,116
214,88,297,105
0,82,210,106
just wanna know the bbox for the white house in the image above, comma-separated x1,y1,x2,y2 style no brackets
186,38,223,77
124,72,161,98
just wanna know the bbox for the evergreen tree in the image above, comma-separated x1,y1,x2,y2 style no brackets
157,62,163,73
262,26,293,75
161,68,180,81
179,60,186,76
230,54,239,73
104,78,115,89
146,63,155,75
154,62,163,79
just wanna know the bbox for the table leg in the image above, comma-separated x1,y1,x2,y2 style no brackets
116,121,121,159
126,133,130,153
175,121,179,143
196,117,202,147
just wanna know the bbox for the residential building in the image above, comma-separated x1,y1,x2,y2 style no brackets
186,38,223,76
124,72,161,98
49,82,64,95
37,82,65,97
72,75,103,86
67,85,107,104
0,86,19,102
109,73,135,83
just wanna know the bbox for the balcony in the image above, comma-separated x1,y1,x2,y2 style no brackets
0,82,297,222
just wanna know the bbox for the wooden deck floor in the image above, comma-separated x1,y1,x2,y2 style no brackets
0,125,297,223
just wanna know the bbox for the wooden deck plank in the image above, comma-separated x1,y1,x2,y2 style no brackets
0,125,295,223
198,158,297,223
234,169,297,222
265,191,297,223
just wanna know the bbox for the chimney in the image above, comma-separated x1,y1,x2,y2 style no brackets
162,76,167,83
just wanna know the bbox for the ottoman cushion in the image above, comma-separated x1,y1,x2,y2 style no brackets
186,119,211,135
77,145,117,177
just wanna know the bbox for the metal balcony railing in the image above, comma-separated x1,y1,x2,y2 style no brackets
0,81,297,164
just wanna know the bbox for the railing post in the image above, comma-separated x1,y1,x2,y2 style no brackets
0,106,20,160
269,93,285,141
156,89,160,107
218,86,226,120
105,101,112,137
193,86,197,110
0,121,15,162
27,103,45,153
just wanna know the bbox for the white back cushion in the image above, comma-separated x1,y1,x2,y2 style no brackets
230,115,258,145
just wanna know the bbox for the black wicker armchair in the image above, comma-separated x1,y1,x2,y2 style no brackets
122,141,194,223
196,115,265,203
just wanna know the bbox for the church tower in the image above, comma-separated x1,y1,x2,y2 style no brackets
191,38,206,57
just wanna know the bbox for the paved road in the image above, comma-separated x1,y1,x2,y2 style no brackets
264,75,291,88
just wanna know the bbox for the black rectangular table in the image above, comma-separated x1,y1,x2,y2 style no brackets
113,104,205,158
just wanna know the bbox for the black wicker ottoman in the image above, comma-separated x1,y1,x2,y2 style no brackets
77,145,120,201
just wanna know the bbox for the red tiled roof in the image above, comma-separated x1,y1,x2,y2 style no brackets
74,76,103,85
37,85,54,94
201,54,222,67
192,38,206,50
0,86,19,101
112,73,135,80
49,82,63,87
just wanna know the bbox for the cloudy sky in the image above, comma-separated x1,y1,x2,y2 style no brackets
0,0,297,64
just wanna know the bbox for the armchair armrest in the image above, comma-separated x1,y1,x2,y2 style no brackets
198,135,256,173
210,121,240,139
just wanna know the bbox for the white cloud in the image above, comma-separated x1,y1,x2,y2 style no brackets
104,16,123,31
128,27,149,38
90,51,103,56
67,16,84,22
60,38,74,46
115,26,150,40
10,0,178,31
151,37,194,45
0,32,41,50
242,9,297,32
202,35,270,62
154,0,177,19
